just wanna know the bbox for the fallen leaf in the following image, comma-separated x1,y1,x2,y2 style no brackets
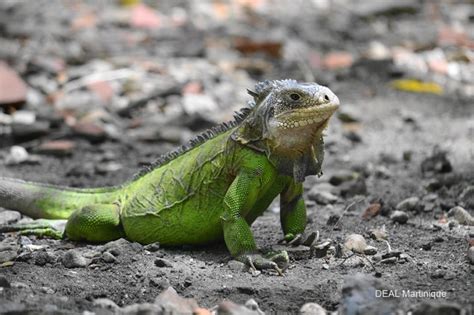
234,37,283,58
130,4,161,29
323,51,354,70
0,61,27,107
391,79,443,95
362,203,381,220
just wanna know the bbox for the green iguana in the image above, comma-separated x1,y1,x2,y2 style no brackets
0,79,339,273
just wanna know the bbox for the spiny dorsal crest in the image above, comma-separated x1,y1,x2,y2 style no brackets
247,79,299,103
133,94,258,180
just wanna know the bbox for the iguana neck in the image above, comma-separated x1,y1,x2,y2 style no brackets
232,129,325,182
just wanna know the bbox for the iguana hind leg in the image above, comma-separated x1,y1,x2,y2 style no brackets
0,204,125,242
65,203,125,242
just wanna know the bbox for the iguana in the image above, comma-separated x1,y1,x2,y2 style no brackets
0,79,339,273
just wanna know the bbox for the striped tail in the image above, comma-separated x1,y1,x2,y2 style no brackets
0,177,121,219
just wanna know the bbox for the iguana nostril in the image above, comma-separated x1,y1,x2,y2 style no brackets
324,94,330,101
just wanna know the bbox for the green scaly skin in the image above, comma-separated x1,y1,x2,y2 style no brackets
0,79,339,272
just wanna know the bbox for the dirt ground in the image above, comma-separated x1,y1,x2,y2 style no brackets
0,0,473,314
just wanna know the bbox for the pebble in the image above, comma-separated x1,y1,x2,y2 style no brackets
337,105,361,123
363,246,378,255
144,242,161,252
61,250,88,268
390,210,408,224
420,149,452,174
369,227,387,240
216,300,259,315
11,121,50,140
121,303,163,315
33,251,57,266
154,258,173,268
244,299,264,315
0,275,11,288
228,260,246,272
308,191,338,205
102,252,117,263
154,287,199,314
5,146,29,165
396,196,421,211
468,247,474,265
447,206,474,226
36,140,75,156
93,298,119,311
339,177,368,197
0,242,20,263
0,210,21,225
344,234,367,254
329,170,357,186
0,61,27,106
381,257,397,264
299,302,327,315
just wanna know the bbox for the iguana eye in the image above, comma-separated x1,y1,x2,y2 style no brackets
290,93,301,101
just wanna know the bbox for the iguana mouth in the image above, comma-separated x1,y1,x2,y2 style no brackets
275,103,338,129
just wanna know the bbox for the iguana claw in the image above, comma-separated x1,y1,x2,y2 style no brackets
280,231,319,247
238,250,289,276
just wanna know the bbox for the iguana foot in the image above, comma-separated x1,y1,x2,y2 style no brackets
238,250,289,276
0,219,66,240
280,231,319,247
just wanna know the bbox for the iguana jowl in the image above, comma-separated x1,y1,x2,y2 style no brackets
0,80,339,271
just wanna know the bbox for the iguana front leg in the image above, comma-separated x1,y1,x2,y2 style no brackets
221,167,286,273
280,181,316,246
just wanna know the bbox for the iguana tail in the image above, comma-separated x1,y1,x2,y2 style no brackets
0,177,121,219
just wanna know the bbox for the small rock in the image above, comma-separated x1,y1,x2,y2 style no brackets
308,191,338,205
447,206,474,226
363,246,378,255
154,258,173,268
150,278,170,290
430,269,445,279
421,242,432,251
381,257,397,264
412,302,463,315
36,140,75,156
102,252,117,263
374,166,391,179
103,238,141,256
343,131,362,143
62,250,87,268
396,196,421,211
216,300,259,315
344,234,367,254
0,275,11,288
329,170,357,186
0,210,21,225
339,177,367,197
144,242,161,252
421,148,452,174
5,146,29,165
0,242,19,263
323,51,354,70
299,302,327,315
369,227,387,240
93,298,119,311
12,110,35,125
12,121,50,141
390,210,408,224
33,251,56,266
0,61,27,106
95,162,123,175
154,287,199,314
121,303,162,315
228,260,246,272
468,247,474,265
459,186,474,209
72,122,107,142
40,286,55,294
244,299,264,315
326,214,340,226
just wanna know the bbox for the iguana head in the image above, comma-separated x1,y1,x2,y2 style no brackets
232,79,339,181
